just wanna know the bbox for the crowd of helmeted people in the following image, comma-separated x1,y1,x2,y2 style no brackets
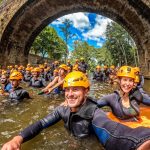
1,57,150,150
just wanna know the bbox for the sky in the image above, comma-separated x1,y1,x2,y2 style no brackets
50,12,112,51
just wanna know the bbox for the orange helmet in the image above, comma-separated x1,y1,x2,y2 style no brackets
117,66,135,79
59,64,68,71
63,71,90,89
96,65,101,69
9,71,23,80
110,65,115,69
31,67,41,73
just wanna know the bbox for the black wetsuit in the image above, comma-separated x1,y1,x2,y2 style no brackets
97,90,144,120
93,71,104,81
23,74,32,82
78,62,88,73
29,77,46,88
19,97,150,150
9,87,30,102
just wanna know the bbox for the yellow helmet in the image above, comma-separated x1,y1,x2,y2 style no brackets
27,63,31,67
39,65,44,69
2,70,7,75
134,75,140,83
96,65,101,69
63,71,90,89
15,65,18,68
117,66,136,79
59,64,68,71
110,65,115,69
26,67,31,71
53,69,58,73
31,67,40,73
73,64,78,71
9,71,23,80
104,66,107,69
134,67,140,73
18,66,23,70
67,59,70,63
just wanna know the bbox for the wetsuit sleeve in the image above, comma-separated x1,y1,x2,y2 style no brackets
137,88,150,105
22,90,30,99
92,108,150,150
96,95,110,107
19,106,62,142
140,91,150,105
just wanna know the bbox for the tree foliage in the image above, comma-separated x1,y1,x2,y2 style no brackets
30,26,66,60
60,19,75,62
70,41,113,71
105,22,138,66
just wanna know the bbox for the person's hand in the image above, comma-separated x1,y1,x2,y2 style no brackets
2,136,23,150
137,140,150,150
47,88,53,93
41,88,48,92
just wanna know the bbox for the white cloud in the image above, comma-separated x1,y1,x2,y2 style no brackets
97,42,103,47
51,12,91,30
82,16,112,41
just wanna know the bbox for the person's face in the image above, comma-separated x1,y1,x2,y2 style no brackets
0,75,7,84
10,79,20,88
53,71,58,76
32,71,38,77
65,86,88,109
96,68,100,72
120,77,134,93
26,70,30,74
59,68,65,76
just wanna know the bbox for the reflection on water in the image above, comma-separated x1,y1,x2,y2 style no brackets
0,80,150,149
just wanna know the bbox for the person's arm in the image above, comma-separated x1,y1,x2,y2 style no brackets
141,93,150,106
96,94,111,107
1,106,62,149
47,79,64,93
92,108,150,150
42,77,58,92
136,87,150,106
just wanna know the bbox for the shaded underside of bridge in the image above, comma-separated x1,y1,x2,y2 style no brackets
0,0,150,75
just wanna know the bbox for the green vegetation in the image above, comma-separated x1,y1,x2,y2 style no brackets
105,22,138,66
30,26,66,60
30,20,138,69
60,19,76,62
70,21,138,70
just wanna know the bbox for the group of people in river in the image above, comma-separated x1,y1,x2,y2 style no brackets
1,58,150,150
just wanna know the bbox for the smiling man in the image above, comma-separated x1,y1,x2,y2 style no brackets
2,71,150,150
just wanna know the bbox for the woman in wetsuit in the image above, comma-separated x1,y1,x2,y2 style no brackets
29,67,46,88
97,66,150,121
41,64,68,94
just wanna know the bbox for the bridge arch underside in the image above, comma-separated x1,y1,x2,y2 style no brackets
0,0,150,73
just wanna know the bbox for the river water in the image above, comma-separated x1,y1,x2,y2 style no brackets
0,80,150,150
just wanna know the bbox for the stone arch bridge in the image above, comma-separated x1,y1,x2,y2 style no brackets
0,0,150,75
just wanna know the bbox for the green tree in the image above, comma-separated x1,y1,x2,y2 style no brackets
30,26,66,61
105,22,138,66
60,19,75,62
